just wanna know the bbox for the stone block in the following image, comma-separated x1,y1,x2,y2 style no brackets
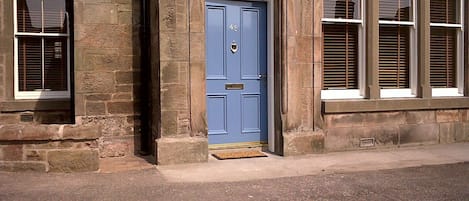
118,11,132,24
0,124,23,140
405,111,436,124
0,144,23,161
283,131,325,156
436,110,460,123
116,71,139,84
325,127,363,151
99,137,133,158
296,36,313,63
300,63,313,88
161,84,188,110
365,112,405,125
399,124,439,145
112,93,132,100
189,33,205,61
76,71,115,93
323,113,366,128
0,114,20,124
0,162,46,172
159,33,189,61
107,101,135,114
159,111,177,137
75,94,85,116
80,116,131,136
82,3,118,24
456,123,469,142
22,125,61,141
189,0,204,33
313,37,322,64
86,101,106,115
439,123,461,144
116,85,132,93
159,0,188,32
364,126,399,146
24,150,46,161
48,150,99,172
459,109,469,122
161,62,184,84
75,25,132,49
24,141,73,149
155,137,208,165
84,54,133,71
63,125,101,140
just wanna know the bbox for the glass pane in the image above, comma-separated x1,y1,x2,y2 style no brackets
324,0,361,20
430,0,459,24
380,0,412,21
44,0,67,33
379,25,410,88
17,0,42,33
18,37,42,91
44,37,68,91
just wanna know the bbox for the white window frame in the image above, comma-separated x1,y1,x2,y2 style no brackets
379,0,417,98
13,0,71,100
321,0,365,100
430,0,464,97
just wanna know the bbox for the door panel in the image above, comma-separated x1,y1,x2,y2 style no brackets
206,6,227,79
206,0,267,145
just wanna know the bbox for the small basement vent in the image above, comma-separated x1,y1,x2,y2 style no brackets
20,112,34,122
359,138,375,148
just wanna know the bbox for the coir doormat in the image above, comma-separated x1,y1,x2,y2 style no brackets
212,150,267,160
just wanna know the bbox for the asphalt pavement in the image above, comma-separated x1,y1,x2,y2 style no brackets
1,143,469,201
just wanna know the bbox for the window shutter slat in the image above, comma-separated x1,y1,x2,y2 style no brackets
430,0,459,88
323,24,359,89
430,27,457,87
379,25,410,88
18,37,42,91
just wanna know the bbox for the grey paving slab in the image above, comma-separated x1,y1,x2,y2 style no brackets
157,143,469,183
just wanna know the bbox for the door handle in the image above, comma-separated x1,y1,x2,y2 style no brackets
258,74,267,79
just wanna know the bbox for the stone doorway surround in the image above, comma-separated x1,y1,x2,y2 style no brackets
149,0,323,165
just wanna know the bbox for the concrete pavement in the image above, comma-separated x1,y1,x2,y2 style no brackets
157,143,469,183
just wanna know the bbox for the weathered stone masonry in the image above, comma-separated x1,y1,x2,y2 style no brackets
0,0,468,172
0,0,142,172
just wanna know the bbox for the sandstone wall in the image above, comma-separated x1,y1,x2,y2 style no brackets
74,0,141,158
324,110,469,152
0,0,143,172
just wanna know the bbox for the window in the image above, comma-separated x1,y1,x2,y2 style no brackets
322,0,364,99
379,0,415,98
14,0,71,99
430,0,464,96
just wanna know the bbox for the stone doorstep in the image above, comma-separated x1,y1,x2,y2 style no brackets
99,155,156,173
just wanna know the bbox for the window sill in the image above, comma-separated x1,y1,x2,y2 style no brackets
322,97,469,113
1,99,71,112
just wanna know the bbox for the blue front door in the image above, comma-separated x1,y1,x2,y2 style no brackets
206,0,267,145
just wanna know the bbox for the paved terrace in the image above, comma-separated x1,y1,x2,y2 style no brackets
157,143,469,182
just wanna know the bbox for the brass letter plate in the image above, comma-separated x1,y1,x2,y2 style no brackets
225,83,244,90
